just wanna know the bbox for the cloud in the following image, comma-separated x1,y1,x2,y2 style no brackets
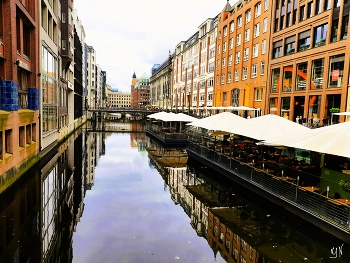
74,0,226,91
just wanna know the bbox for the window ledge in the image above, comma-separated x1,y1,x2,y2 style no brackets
4,153,12,160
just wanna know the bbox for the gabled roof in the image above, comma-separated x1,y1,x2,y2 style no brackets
140,72,149,80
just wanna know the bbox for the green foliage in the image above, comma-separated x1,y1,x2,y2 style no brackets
339,180,350,199
330,107,340,113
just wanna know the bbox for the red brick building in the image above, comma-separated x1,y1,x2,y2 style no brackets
0,0,40,176
131,72,150,108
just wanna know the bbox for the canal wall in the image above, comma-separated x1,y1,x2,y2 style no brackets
0,117,87,194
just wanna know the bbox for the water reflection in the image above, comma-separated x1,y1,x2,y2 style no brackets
0,127,349,262
148,139,350,262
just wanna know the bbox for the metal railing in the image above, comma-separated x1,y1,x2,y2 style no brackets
187,142,350,233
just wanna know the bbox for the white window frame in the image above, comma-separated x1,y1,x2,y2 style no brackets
235,51,240,64
223,42,227,53
251,64,257,78
227,72,232,83
223,26,227,37
221,74,225,84
230,21,235,32
242,67,248,80
263,18,267,33
246,10,251,24
253,44,259,58
229,38,233,50
254,23,260,38
228,55,233,66
234,70,239,81
237,34,241,46
244,48,249,61
262,40,266,54
238,16,242,28
260,61,265,75
245,29,250,42
222,58,226,68
255,3,261,18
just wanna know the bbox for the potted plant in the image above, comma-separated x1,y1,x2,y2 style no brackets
329,107,340,113
339,180,350,201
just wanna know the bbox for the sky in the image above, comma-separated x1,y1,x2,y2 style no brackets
74,0,228,92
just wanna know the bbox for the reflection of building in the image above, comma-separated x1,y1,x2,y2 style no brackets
267,0,350,122
130,132,147,151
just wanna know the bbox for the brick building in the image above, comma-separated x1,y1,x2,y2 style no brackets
131,72,150,108
0,0,40,175
267,0,350,123
215,0,272,117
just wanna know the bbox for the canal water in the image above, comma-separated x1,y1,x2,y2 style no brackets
0,125,349,262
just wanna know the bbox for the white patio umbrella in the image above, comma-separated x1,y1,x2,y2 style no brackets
186,112,247,130
264,121,350,158
175,113,198,122
147,111,168,119
217,114,310,141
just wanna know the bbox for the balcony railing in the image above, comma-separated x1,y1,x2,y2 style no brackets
186,140,350,234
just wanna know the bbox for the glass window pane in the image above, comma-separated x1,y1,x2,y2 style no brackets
271,68,280,93
296,62,307,91
283,66,293,92
328,54,344,88
311,59,324,89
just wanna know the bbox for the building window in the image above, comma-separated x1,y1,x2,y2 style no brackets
242,67,248,80
260,61,265,75
227,72,232,83
223,26,227,37
334,0,340,8
238,16,242,28
307,2,313,18
235,70,239,82
283,66,293,92
324,0,331,11
315,0,322,14
308,95,321,120
223,92,227,102
328,54,344,88
262,39,266,54
263,18,268,32
296,62,308,91
255,3,261,17
235,52,240,64
314,24,328,47
298,30,310,51
284,36,295,55
209,62,214,72
237,34,241,46
217,60,220,70
221,74,225,84
218,44,221,54
222,58,226,68
244,48,249,61
245,29,250,42
280,15,285,30
300,5,305,21
331,19,338,43
223,42,227,53
251,64,257,78
5,129,12,154
271,68,280,93
246,9,251,23
270,97,278,113
264,0,268,10
281,97,291,118
311,58,324,89
254,23,260,38
232,89,240,106
19,126,25,148
341,16,348,40
255,87,263,101
253,43,259,58
229,38,234,49
229,55,233,66
230,21,234,32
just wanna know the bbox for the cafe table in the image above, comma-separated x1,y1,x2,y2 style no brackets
300,186,320,192
328,198,350,206
274,176,296,182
